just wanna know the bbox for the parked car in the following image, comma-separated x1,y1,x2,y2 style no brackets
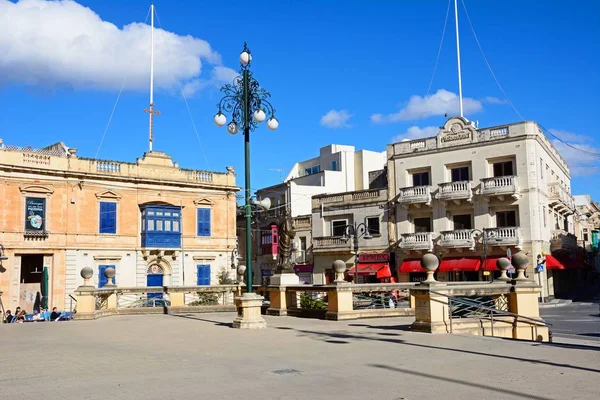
127,298,171,308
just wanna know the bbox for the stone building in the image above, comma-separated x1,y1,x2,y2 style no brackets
386,116,578,299
0,141,238,311
311,188,391,284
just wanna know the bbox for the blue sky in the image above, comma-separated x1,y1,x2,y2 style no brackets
1,0,599,199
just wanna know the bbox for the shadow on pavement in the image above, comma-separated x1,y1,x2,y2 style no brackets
369,364,554,400
540,341,600,352
279,327,600,374
349,323,412,332
169,313,232,327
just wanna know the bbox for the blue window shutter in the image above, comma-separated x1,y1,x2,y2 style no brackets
99,265,116,287
197,208,211,237
197,265,210,285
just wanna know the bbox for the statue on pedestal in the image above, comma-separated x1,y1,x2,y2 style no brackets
276,206,295,273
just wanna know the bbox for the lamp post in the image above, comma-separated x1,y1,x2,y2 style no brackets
342,222,373,284
471,228,498,281
214,43,278,295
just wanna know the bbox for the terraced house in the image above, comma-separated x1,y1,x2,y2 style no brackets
0,140,238,312
387,116,589,300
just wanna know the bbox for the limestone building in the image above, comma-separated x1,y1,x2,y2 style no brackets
387,116,577,299
0,141,237,312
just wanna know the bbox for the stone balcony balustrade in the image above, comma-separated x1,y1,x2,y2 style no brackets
397,186,432,208
312,236,350,252
399,232,434,253
484,227,523,249
547,183,575,213
439,229,476,250
437,181,473,204
480,176,519,201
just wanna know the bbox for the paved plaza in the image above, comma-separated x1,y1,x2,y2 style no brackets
1,313,599,400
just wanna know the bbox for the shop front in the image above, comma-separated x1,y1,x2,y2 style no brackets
347,253,393,283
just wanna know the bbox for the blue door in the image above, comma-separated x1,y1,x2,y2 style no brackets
197,265,211,285
147,274,164,299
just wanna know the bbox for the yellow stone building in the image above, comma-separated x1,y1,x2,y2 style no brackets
0,140,238,312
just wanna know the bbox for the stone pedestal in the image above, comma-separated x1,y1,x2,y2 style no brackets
410,283,449,333
104,285,117,309
74,287,96,320
508,282,549,342
269,272,299,285
267,286,290,316
233,293,267,329
325,282,353,321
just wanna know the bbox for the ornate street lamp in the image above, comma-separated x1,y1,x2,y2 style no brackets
214,43,279,295
342,222,373,284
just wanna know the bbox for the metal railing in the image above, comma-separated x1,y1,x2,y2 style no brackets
430,290,552,341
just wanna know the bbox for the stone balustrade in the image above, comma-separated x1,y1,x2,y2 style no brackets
480,175,519,199
312,188,386,209
397,186,432,206
437,181,473,203
312,236,349,250
439,229,476,249
399,232,434,252
484,227,523,248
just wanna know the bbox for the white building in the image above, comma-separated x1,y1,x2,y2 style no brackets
387,116,577,299
249,144,386,284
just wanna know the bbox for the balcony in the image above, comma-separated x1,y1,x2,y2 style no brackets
312,188,387,209
397,186,432,208
439,229,476,250
551,230,578,252
399,232,434,253
293,216,312,230
483,227,522,249
480,176,519,201
312,236,350,252
548,183,575,213
437,181,473,204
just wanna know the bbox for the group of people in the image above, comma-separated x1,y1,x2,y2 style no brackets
3,306,62,323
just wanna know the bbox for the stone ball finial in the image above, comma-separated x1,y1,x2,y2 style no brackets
332,260,347,274
332,260,347,283
104,267,117,285
496,257,512,271
496,257,511,282
81,266,93,280
511,251,529,281
511,252,529,270
420,253,439,283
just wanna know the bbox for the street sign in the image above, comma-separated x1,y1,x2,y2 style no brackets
536,264,544,273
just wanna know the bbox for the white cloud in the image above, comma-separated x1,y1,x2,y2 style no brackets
549,129,600,176
371,89,486,123
320,109,353,129
483,96,507,105
391,126,439,143
0,0,233,95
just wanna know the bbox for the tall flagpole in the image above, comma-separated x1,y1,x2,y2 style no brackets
144,3,159,151
454,0,464,118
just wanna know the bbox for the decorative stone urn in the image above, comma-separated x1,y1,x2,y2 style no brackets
420,253,439,283
80,267,94,287
237,264,246,285
332,260,347,283
511,251,529,281
104,267,116,287
495,257,512,281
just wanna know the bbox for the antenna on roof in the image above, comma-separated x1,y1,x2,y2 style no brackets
269,168,284,182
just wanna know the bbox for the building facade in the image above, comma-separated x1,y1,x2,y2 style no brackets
0,141,238,312
387,116,577,299
246,144,386,284
311,188,391,284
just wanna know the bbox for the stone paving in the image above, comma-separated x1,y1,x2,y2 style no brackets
1,313,599,400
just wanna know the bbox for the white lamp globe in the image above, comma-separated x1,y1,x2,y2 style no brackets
267,117,279,131
240,51,252,65
253,109,266,123
214,112,226,127
227,122,239,135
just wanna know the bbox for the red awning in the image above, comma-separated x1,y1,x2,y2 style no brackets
399,259,423,273
482,257,502,271
545,255,566,270
347,263,390,277
439,257,481,272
